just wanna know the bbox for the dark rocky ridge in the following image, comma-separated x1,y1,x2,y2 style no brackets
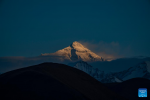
105,78,150,100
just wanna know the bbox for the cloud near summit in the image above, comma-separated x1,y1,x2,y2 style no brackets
79,41,131,60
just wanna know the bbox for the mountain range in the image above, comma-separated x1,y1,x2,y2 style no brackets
0,41,150,83
1,61,149,100
73,60,150,83
0,41,104,73
0,62,126,100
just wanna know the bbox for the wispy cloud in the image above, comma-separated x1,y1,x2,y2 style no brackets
79,40,131,60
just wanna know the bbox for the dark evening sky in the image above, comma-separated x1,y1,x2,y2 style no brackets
0,0,150,59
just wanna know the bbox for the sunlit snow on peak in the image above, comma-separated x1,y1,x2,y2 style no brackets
41,41,105,62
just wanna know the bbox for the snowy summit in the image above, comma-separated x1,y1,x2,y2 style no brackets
41,41,104,62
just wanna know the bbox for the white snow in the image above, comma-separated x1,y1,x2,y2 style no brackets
74,61,93,74
114,77,122,83
115,61,150,81
74,61,105,81
122,68,146,81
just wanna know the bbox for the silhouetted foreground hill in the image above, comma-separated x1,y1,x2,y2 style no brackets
105,78,150,100
0,62,126,100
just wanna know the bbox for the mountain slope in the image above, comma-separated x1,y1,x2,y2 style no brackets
74,61,105,81
73,60,150,83
101,61,150,83
0,62,126,100
41,41,104,62
73,61,123,83
105,78,150,100
114,61,150,81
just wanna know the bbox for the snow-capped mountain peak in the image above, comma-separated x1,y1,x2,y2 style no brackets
69,41,92,53
41,41,104,62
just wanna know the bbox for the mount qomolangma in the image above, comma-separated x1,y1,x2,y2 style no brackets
41,41,105,62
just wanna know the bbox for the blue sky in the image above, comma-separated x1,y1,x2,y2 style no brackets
0,0,150,58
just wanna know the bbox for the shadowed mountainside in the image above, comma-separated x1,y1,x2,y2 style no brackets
0,62,126,100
